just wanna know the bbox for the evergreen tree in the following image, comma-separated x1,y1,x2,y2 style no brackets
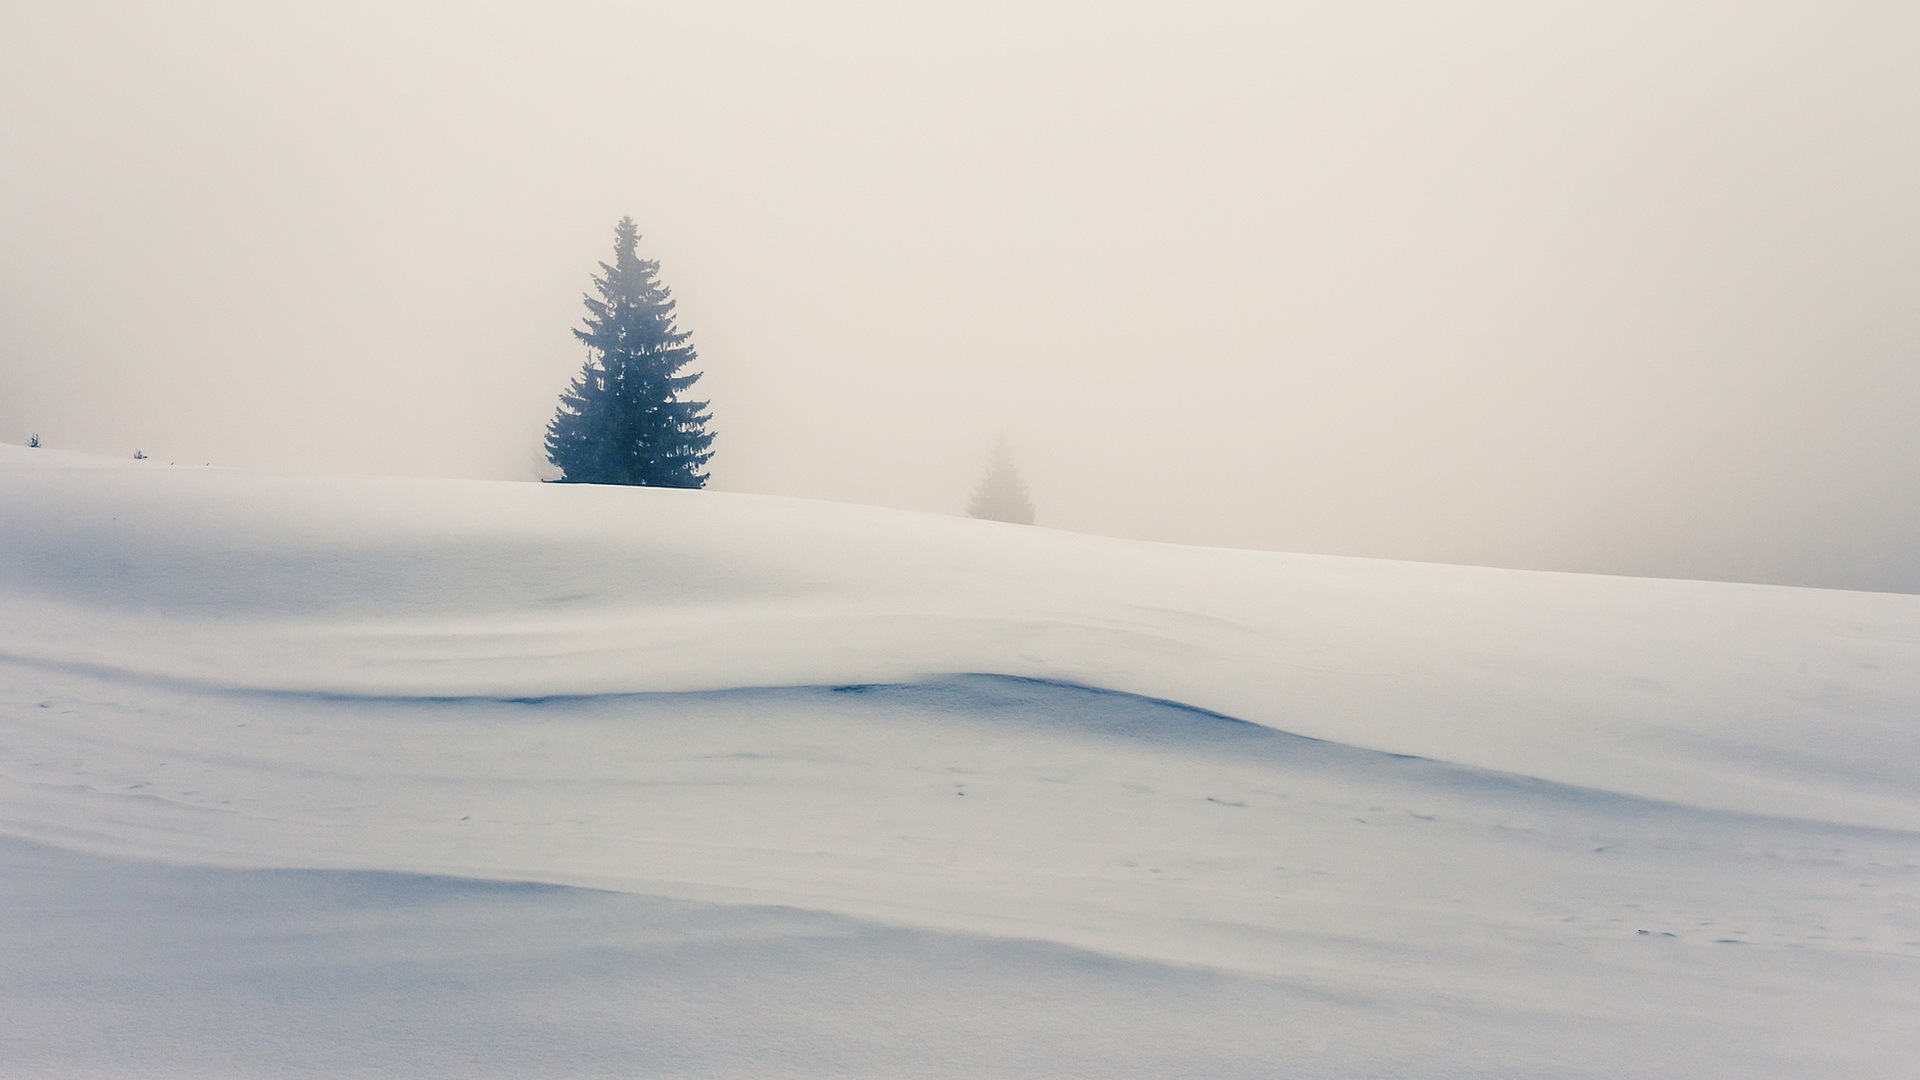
967,438,1035,525
546,217,714,486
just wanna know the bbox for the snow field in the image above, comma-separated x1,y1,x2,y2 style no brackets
2,445,1917,1076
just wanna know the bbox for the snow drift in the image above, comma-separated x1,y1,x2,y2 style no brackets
2,444,1916,1077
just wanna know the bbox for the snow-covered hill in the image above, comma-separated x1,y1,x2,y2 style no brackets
2,444,1916,1077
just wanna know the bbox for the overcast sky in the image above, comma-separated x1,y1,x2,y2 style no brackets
4,1,1917,591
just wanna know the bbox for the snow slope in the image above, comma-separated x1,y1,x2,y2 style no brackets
2,444,1917,1077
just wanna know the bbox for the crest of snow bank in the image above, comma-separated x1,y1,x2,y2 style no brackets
3,443,1918,830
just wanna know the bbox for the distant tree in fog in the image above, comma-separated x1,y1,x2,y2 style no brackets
545,217,714,487
967,438,1035,525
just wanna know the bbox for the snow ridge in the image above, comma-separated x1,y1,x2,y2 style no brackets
3,447,1918,1076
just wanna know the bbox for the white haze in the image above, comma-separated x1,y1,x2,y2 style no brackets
2,1,1917,591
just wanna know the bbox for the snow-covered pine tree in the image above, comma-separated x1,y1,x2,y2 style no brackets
966,438,1035,524
545,218,714,487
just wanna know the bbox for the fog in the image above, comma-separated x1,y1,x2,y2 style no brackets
4,1,1917,591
